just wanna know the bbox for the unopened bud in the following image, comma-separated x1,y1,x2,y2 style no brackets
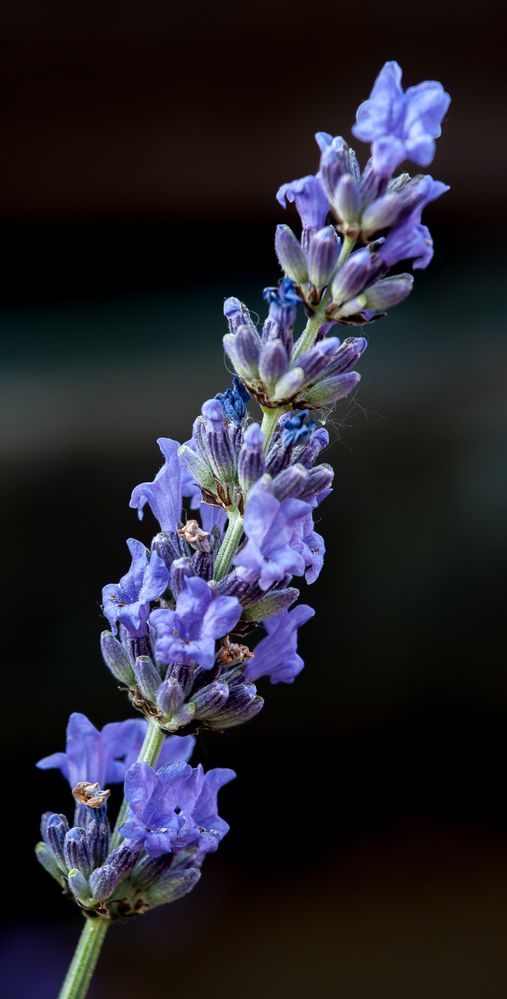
133,655,161,703
307,226,340,290
303,371,361,409
100,631,135,687
275,225,309,285
363,274,413,310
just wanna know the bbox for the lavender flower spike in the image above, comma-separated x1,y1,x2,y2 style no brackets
352,61,451,174
35,61,451,996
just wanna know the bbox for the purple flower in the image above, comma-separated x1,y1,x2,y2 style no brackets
215,376,251,424
36,713,194,787
376,177,449,270
293,513,326,583
150,576,242,669
120,761,235,859
234,476,313,590
246,604,315,684
352,61,450,174
130,438,183,533
379,219,434,270
102,538,169,638
276,174,329,231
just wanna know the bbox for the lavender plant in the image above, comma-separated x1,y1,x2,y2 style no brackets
36,61,450,999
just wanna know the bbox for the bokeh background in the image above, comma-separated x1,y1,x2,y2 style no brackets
2,3,507,997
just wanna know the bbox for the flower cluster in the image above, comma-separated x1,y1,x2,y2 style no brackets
36,61,449,934
35,714,232,917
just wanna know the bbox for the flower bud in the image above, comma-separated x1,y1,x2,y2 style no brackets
166,702,196,731
242,588,299,622
333,174,360,224
303,371,361,409
203,415,237,483
100,631,135,687
224,297,255,334
298,463,334,501
67,869,90,903
258,339,289,391
238,422,265,494
297,427,330,467
145,866,201,909
35,842,65,884
363,274,413,310
89,864,119,902
156,676,185,715
275,224,309,285
45,813,69,870
178,444,215,492
271,465,308,500
133,655,161,703
319,136,357,201
361,193,401,236
325,337,368,377
296,338,341,385
273,367,306,402
107,844,141,883
151,530,184,567
191,681,230,719
279,410,316,448
330,247,375,307
265,442,292,475
170,557,195,599
131,855,172,890
231,325,261,379
192,551,214,581
307,226,340,290
64,827,93,876
87,819,111,868
211,687,264,728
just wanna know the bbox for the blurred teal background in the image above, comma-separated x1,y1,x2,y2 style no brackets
1,2,507,997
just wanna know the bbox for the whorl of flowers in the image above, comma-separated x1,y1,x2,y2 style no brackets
36,59,449,954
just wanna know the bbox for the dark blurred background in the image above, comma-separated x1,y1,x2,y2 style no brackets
2,2,507,997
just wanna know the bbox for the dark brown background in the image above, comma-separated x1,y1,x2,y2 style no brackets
1,3,507,997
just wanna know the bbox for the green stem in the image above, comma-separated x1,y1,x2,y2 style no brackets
292,234,357,361
59,719,166,999
336,233,356,269
291,310,325,362
214,509,244,581
260,407,285,452
58,917,109,999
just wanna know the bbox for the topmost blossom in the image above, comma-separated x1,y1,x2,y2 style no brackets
352,61,451,174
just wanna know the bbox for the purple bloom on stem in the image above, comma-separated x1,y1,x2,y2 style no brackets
234,476,312,590
120,761,235,859
380,219,434,270
276,175,329,231
352,61,450,174
36,714,195,787
377,177,448,270
294,513,326,583
130,438,183,533
102,538,169,638
150,577,241,669
37,713,146,787
246,604,315,684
